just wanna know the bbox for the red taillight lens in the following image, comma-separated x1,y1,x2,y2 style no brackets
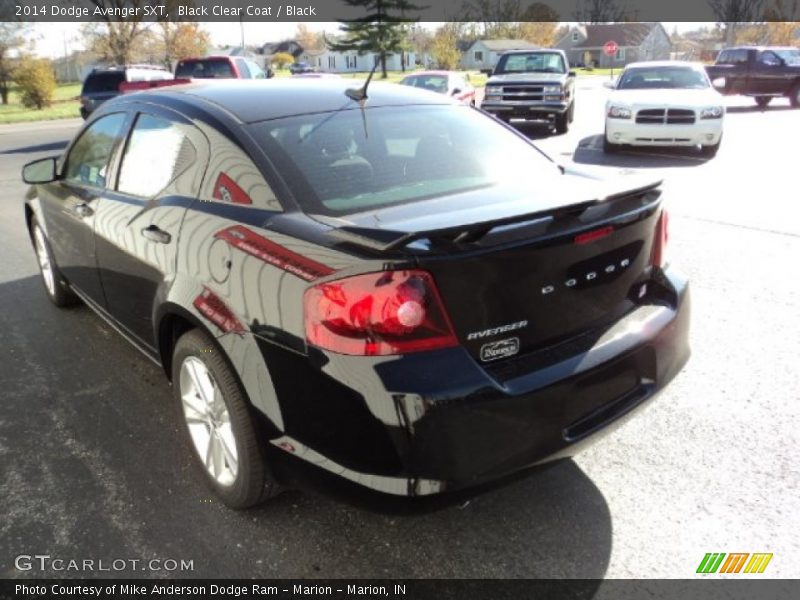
304,270,458,356
651,209,669,268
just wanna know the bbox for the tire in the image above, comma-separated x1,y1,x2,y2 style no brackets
790,84,800,108
30,217,78,307
755,96,771,108
567,100,575,123
555,111,569,134
603,132,620,153
701,136,722,158
172,329,279,508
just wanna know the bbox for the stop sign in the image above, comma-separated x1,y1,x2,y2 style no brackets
603,41,619,57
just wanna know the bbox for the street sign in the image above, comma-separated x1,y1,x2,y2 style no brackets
603,41,619,57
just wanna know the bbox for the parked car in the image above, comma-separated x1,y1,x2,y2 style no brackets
604,61,725,157
22,79,689,508
175,56,272,80
289,61,315,74
399,71,476,105
481,49,576,133
79,65,172,119
705,46,800,108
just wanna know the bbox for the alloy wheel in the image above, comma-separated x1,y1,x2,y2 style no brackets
33,226,55,296
179,356,239,487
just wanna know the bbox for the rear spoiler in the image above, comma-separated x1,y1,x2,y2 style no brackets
328,181,663,253
119,79,192,93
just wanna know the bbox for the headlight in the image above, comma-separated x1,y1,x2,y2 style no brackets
607,105,632,119
700,106,724,119
485,87,502,97
542,85,561,94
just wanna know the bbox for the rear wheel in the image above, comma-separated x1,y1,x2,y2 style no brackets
31,218,78,307
555,110,570,134
790,84,800,108
755,96,771,108
173,329,279,508
567,99,575,123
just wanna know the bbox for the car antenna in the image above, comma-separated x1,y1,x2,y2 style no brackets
345,59,380,103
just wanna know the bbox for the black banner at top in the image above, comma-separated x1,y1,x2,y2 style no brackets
2,0,798,23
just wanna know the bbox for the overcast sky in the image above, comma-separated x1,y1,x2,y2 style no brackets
30,21,709,59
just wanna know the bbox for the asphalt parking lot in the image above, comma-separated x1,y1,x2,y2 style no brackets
1,77,798,579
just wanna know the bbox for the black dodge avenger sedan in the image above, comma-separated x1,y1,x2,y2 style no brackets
22,79,690,507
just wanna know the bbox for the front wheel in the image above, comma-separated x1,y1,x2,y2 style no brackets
31,218,78,307
173,329,279,508
555,111,570,134
790,84,800,108
755,96,771,108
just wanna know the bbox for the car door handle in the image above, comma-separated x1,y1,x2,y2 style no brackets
141,225,172,244
70,203,94,218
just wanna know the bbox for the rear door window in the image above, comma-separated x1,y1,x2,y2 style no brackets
83,72,125,94
117,114,197,198
64,113,127,188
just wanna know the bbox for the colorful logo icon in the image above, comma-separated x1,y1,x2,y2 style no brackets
697,553,773,574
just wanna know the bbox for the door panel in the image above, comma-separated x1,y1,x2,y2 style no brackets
37,112,129,305
94,111,209,348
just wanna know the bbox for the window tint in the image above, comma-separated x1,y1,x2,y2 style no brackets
117,114,196,198
83,71,125,93
175,59,235,79
495,52,566,74
759,51,781,66
64,113,127,188
401,75,448,93
617,66,709,90
247,105,558,216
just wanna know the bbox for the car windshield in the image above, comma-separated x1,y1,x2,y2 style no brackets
774,49,800,65
247,105,556,216
494,52,566,74
400,75,449,94
175,59,235,79
617,66,709,90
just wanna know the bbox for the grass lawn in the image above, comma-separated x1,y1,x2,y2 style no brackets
0,83,82,124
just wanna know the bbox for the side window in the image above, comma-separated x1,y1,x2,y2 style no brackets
247,60,265,79
733,49,749,64
64,113,127,188
717,50,730,64
117,114,196,198
759,51,781,66
235,58,252,79
199,128,281,211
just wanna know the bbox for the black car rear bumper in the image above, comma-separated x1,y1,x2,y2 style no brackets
261,266,690,496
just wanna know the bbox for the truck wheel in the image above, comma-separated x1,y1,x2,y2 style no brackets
173,329,280,508
790,84,800,108
755,96,771,108
567,100,575,123
555,111,569,134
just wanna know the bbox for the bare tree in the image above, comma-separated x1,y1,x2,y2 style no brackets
708,0,767,45
573,0,630,23
83,0,150,65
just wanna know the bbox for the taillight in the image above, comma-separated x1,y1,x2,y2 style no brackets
304,270,458,356
651,209,669,268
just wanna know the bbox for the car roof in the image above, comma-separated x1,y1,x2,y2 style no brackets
121,78,458,123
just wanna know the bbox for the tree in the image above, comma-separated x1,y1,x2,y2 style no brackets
82,1,151,65
272,52,295,69
295,24,325,52
157,23,210,69
329,0,423,79
763,1,800,45
573,0,630,23
708,0,767,45
431,23,462,70
14,56,56,110
0,22,30,105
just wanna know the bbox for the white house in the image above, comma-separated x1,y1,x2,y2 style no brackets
298,49,416,74
459,39,539,71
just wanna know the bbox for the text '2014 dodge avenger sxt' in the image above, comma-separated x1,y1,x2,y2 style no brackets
22,78,690,508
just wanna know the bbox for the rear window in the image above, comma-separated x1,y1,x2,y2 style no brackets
247,105,556,216
83,71,125,93
176,59,235,79
401,75,448,93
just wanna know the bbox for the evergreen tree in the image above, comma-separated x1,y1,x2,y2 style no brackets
329,0,424,79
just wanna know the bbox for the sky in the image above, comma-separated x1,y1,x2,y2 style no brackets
30,21,708,59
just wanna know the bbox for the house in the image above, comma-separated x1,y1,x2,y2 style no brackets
459,39,539,71
297,48,416,74
206,46,269,70
260,40,305,59
556,23,672,68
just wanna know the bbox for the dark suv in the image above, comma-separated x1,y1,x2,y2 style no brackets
79,65,172,119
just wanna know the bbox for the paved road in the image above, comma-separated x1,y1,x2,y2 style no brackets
1,84,798,579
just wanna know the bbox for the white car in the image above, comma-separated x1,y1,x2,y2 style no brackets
604,61,725,157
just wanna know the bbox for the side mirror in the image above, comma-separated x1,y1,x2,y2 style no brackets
22,157,58,184
568,70,576,77
711,77,726,90
602,80,616,89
